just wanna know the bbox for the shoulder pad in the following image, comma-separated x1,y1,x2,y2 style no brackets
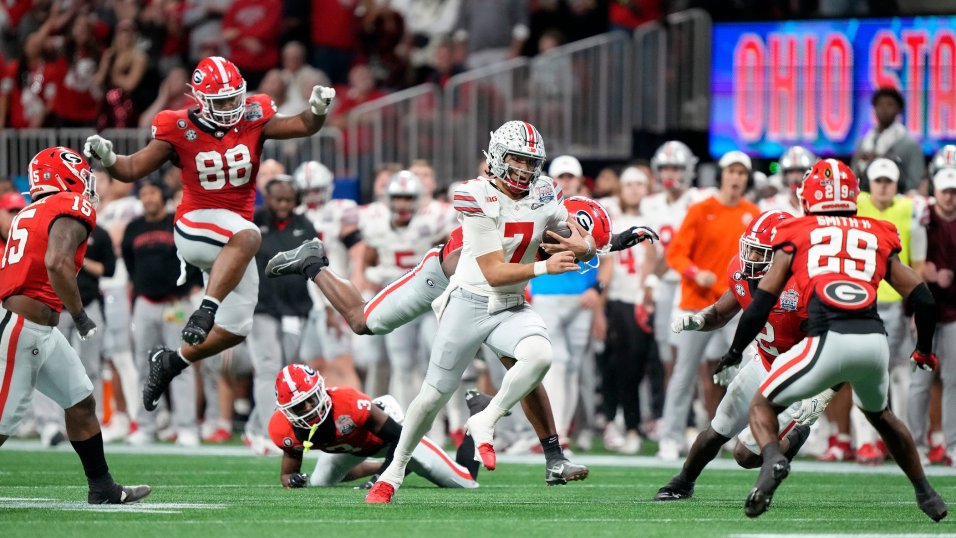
243,93,278,125
453,179,499,218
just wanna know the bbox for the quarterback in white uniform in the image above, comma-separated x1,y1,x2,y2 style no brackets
294,161,362,388
363,121,596,503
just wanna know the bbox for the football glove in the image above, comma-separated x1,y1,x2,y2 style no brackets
634,304,653,334
73,310,97,341
610,226,659,251
793,388,835,426
83,135,116,167
671,313,704,333
712,350,742,386
911,350,939,372
287,473,308,488
309,86,336,116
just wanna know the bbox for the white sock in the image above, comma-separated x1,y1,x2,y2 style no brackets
486,335,552,417
378,382,452,487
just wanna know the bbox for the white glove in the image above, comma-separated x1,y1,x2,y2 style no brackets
712,362,739,386
671,313,704,333
83,135,116,167
793,388,835,426
309,86,336,116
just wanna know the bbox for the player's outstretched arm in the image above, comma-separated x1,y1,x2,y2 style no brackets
84,136,174,183
886,254,938,364
279,450,308,489
674,290,742,334
263,86,335,140
721,251,792,364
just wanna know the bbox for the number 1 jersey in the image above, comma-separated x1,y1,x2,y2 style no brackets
152,94,276,222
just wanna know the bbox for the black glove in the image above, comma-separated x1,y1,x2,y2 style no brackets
288,473,308,488
73,310,97,341
712,350,743,385
610,226,659,252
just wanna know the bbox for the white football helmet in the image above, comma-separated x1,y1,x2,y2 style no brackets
293,161,334,206
650,140,697,190
386,170,422,224
930,144,956,177
483,120,546,192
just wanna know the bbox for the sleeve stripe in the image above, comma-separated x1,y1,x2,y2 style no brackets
455,206,483,213
453,194,477,201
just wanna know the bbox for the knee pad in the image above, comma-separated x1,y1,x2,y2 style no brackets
513,335,553,372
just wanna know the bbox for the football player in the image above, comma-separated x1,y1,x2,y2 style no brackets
759,146,816,216
294,160,363,389
721,159,947,521
270,364,480,489
0,147,150,504
82,56,337,413
655,210,829,501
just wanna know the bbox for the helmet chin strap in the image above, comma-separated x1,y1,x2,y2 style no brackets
303,422,320,454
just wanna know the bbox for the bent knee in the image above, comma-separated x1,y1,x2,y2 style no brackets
514,335,553,370
66,394,97,418
734,443,762,469
231,229,262,251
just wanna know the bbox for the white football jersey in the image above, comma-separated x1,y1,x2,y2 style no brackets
362,202,453,286
299,199,359,278
453,176,567,296
98,195,144,288
759,193,802,216
601,197,651,304
640,187,714,282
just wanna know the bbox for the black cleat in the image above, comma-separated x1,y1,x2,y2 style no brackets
744,455,790,518
182,307,214,345
917,489,948,522
464,389,510,417
265,239,329,278
655,475,695,501
143,347,181,412
545,458,589,485
88,483,152,504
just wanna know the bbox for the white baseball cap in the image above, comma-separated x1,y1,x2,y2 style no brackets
867,157,900,182
719,150,752,171
934,167,956,191
620,166,648,184
548,155,583,178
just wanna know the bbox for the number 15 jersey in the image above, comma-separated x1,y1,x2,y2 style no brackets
771,214,901,336
152,94,277,222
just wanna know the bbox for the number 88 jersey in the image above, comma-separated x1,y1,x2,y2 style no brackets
152,94,276,222
771,215,901,335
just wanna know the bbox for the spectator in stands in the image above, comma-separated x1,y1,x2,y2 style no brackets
530,29,573,100
182,0,231,66
453,0,529,69
415,39,465,87
95,19,150,129
257,69,288,112
222,0,282,90
852,87,925,193
0,15,65,128
359,4,410,90
281,41,329,114
311,0,363,85
658,150,759,460
138,0,186,75
138,67,192,128
609,0,664,32
51,13,102,127
391,0,462,73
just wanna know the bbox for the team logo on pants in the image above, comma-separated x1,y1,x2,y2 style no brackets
815,279,875,311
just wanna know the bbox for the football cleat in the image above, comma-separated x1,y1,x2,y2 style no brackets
265,239,329,278
744,455,790,518
655,475,695,501
817,434,854,462
916,489,948,522
545,459,589,486
143,347,181,412
182,307,214,345
365,481,395,504
465,413,497,470
88,483,152,504
856,442,887,465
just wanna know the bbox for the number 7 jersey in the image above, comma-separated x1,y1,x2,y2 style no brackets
771,214,901,335
152,94,277,222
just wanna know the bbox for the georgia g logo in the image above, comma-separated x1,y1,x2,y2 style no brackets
575,210,594,232
192,69,205,84
816,279,876,311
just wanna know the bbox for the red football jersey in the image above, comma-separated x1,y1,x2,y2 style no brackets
0,192,96,311
771,215,902,333
725,257,807,369
152,94,276,222
269,386,385,457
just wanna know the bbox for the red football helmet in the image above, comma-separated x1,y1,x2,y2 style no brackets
797,158,859,214
563,196,613,255
738,209,793,279
190,56,246,128
275,364,332,428
27,146,96,201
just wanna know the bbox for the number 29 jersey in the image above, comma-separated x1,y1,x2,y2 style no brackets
771,214,901,335
152,94,277,222
0,192,96,311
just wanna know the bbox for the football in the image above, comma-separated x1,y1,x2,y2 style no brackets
542,221,572,244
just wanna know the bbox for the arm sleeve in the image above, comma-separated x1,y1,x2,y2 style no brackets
906,283,937,354
665,206,698,276
729,288,777,356
462,214,502,258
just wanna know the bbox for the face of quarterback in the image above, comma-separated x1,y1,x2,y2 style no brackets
500,153,542,195
267,181,297,220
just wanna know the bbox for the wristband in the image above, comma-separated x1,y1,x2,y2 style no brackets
584,236,594,258
592,281,607,294
534,260,547,276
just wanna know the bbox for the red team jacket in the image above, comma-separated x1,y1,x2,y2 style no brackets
269,386,386,457
151,94,276,222
0,192,96,310
725,256,807,370
771,215,902,335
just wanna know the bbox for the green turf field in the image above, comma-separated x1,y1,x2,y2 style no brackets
1,447,954,538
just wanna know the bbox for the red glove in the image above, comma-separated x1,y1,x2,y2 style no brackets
911,350,939,372
634,304,653,334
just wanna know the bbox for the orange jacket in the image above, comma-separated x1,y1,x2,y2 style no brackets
666,196,759,311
